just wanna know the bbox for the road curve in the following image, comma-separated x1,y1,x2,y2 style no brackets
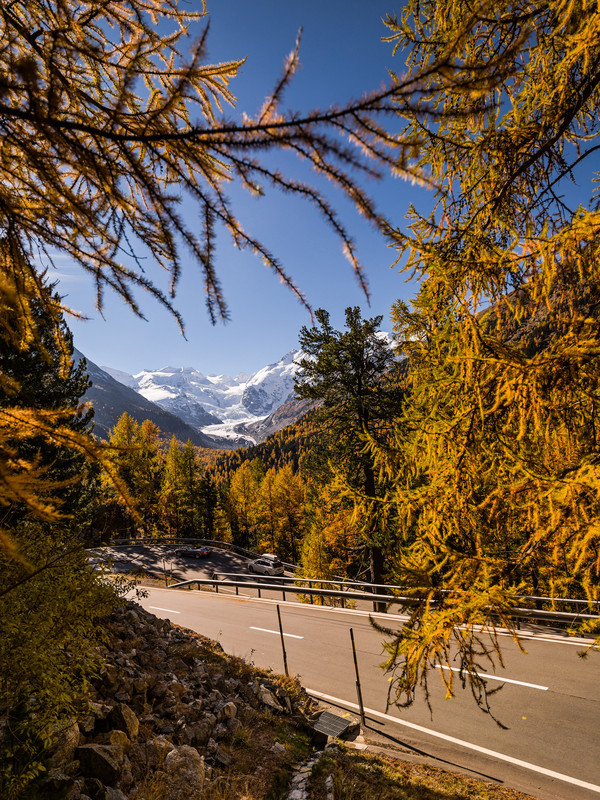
130,584,600,800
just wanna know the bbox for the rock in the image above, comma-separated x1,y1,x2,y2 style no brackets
179,726,195,746
124,609,140,624
120,769,134,789
151,649,167,666
155,720,174,735
213,745,232,767
271,742,285,753
40,769,78,797
274,686,293,714
49,720,81,768
257,685,284,713
212,723,227,740
110,704,139,740
106,730,130,749
79,715,96,736
164,745,205,792
220,701,237,719
168,657,189,676
226,718,241,735
170,681,186,700
91,703,113,733
100,664,119,688
75,744,124,785
133,678,148,694
103,788,129,800
84,777,106,799
191,720,213,747
132,736,175,769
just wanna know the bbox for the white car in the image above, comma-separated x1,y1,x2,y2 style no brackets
248,557,284,576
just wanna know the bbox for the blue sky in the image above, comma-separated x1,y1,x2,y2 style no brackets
56,1,430,377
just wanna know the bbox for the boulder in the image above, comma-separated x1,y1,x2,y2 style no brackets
220,701,237,720
49,720,81,768
110,704,139,740
75,744,123,785
164,745,205,795
257,685,284,714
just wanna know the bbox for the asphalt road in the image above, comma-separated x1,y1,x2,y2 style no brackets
129,583,600,800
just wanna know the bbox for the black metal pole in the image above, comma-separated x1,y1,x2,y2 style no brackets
350,627,365,725
276,604,289,677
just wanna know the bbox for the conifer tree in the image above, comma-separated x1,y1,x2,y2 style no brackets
103,413,162,536
300,475,363,585
0,274,94,528
271,465,306,563
296,307,401,593
160,437,201,537
160,435,185,537
373,0,600,709
227,460,261,548
258,467,279,554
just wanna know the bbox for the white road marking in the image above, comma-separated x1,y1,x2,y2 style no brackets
498,630,599,649
141,587,597,648
250,626,304,639
438,665,548,691
149,606,181,614
306,689,600,794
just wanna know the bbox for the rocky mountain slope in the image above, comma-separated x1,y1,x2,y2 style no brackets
36,601,318,800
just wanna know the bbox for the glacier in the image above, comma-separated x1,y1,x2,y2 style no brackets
101,350,304,443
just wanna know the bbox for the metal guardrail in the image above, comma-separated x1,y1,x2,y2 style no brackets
168,575,600,629
169,576,408,608
105,538,600,625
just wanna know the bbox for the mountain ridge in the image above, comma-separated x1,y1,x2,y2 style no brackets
102,349,305,445
75,350,241,449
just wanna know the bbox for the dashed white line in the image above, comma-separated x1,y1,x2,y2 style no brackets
149,606,181,614
438,665,548,691
306,689,600,794
250,626,304,639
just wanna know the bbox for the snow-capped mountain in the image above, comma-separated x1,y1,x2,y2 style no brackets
101,350,304,444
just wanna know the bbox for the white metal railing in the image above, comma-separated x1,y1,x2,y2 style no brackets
104,538,600,626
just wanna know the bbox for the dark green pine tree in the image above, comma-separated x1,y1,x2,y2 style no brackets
0,275,95,530
295,307,402,596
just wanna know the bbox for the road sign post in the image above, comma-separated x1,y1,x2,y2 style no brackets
350,627,365,725
276,604,289,677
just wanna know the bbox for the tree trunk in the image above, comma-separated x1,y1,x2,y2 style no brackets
369,544,387,613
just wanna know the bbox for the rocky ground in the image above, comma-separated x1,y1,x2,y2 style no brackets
40,600,321,800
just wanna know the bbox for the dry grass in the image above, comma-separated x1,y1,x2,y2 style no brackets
309,748,537,800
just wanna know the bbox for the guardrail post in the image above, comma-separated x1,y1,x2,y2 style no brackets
309,580,313,604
